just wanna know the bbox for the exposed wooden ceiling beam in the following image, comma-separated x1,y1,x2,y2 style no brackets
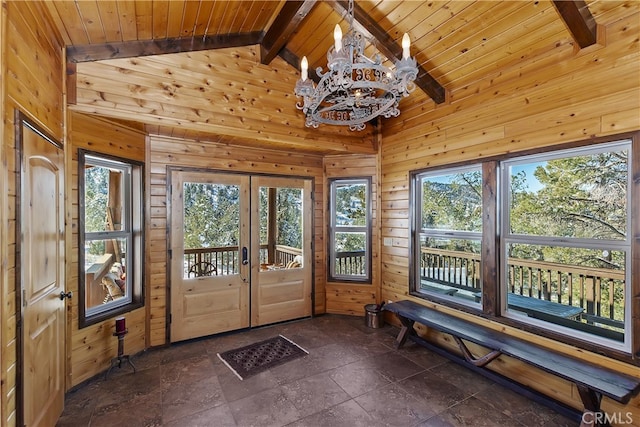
328,0,446,104
279,47,320,82
552,0,598,48
261,0,317,65
67,32,263,63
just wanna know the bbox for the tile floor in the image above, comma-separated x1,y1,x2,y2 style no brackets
57,314,578,426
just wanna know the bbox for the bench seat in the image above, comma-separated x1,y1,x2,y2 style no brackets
384,300,640,425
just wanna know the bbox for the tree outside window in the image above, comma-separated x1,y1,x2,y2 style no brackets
329,178,371,282
79,151,144,327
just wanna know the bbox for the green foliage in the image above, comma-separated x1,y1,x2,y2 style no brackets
421,171,482,233
335,182,366,227
182,183,240,249
510,149,628,269
333,181,368,253
275,187,302,249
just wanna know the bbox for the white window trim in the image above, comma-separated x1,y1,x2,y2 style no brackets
500,140,632,352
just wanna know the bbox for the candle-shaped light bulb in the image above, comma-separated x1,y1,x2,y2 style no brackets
402,33,411,59
301,56,308,81
334,24,342,52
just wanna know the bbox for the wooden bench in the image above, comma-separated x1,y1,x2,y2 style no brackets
384,300,640,426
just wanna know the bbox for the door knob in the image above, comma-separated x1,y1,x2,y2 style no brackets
59,291,73,300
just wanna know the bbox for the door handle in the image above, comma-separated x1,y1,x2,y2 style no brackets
242,247,249,265
59,291,73,300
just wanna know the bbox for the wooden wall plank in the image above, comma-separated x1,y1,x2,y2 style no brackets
1,1,65,423
66,112,146,387
324,154,380,315
379,10,640,418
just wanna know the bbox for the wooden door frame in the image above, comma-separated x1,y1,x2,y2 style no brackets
14,110,65,426
165,166,315,342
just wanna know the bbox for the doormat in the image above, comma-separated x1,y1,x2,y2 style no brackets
217,335,308,380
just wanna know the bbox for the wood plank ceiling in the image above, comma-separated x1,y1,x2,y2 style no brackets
43,0,630,155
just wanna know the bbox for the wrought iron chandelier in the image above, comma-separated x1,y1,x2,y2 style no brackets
294,0,419,131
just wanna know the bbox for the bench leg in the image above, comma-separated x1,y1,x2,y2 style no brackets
577,385,608,427
394,316,416,349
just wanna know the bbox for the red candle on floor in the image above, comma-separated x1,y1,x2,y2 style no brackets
115,317,126,334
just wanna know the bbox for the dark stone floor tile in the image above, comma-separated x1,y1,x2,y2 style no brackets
430,396,524,427
354,383,436,426
474,382,564,426
281,372,350,417
60,376,104,422
228,387,300,426
58,315,569,427
431,361,494,395
162,375,226,423
277,325,336,350
161,354,216,391
129,347,165,371
328,359,392,398
362,350,426,382
160,339,207,365
217,367,280,403
268,350,324,385
395,341,449,370
90,389,162,427
551,412,581,427
163,403,237,427
397,370,471,413
201,330,256,355
286,399,385,427
94,367,161,409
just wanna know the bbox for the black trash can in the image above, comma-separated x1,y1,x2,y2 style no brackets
364,304,384,328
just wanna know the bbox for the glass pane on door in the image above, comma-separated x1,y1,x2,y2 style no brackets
182,182,240,278
258,186,303,270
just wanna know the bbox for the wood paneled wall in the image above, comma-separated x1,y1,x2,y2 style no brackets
324,154,381,315
379,12,640,419
146,135,325,347
1,1,64,424
66,112,147,387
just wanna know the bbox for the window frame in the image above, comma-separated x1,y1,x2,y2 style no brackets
410,164,484,308
500,141,632,352
408,131,639,362
78,149,144,328
327,177,372,283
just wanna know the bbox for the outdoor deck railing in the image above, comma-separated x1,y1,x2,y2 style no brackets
184,245,625,333
335,250,367,276
419,247,625,332
184,245,302,276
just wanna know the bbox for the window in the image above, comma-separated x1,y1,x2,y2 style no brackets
502,141,631,349
409,134,636,355
79,151,144,327
411,166,483,306
328,178,371,282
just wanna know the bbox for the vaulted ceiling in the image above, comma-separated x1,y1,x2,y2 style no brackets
44,1,632,155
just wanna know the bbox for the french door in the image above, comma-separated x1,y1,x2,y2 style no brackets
169,171,250,342
250,176,313,326
169,170,312,342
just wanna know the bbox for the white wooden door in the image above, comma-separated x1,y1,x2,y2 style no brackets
20,118,65,426
169,170,250,342
250,177,313,326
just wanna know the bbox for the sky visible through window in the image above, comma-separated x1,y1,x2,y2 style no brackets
511,162,545,192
